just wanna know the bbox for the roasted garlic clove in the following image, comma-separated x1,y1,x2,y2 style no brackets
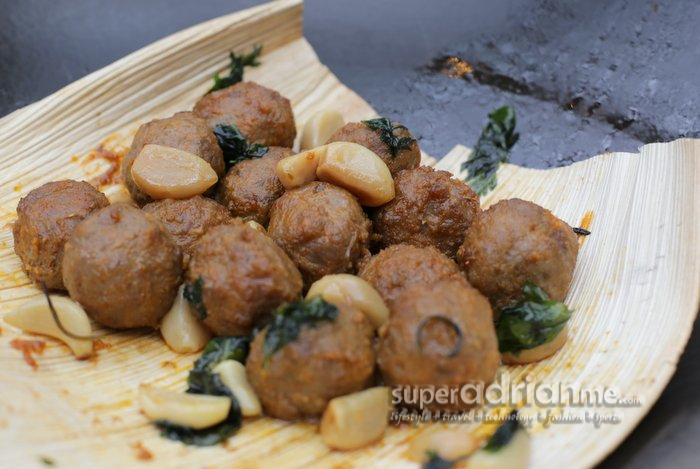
4,295,93,358
160,285,212,353
213,360,262,417
139,385,230,429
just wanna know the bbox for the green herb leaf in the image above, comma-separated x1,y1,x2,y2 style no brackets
483,410,522,452
213,124,269,170
189,337,251,380
208,45,262,93
496,282,572,355
262,297,338,367
39,456,55,466
157,374,242,446
423,451,458,469
183,277,207,320
362,117,416,157
461,106,519,195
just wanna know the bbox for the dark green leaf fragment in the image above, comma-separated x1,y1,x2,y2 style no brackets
213,123,269,170
262,296,338,366
483,410,522,452
39,457,55,466
183,277,207,320
362,117,416,157
496,282,572,355
461,106,519,195
208,45,262,93
190,336,251,380
423,450,458,469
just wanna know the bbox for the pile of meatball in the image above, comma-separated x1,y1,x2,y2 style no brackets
12,80,578,419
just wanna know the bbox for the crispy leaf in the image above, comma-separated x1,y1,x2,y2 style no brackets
483,410,522,452
262,297,338,367
423,451,458,469
208,45,262,93
496,282,572,355
362,117,416,157
461,106,519,195
183,277,207,320
213,124,269,170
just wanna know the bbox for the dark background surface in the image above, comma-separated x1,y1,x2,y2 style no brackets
1,0,698,467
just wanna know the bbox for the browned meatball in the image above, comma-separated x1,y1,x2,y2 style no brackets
142,196,233,266
378,278,499,410
268,182,371,287
121,111,225,205
373,166,481,259
187,223,302,336
247,302,375,420
62,203,182,328
358,244,463,307
193,81,296,147
326,121,420,175
13,181,109,290
217,147,292,225
457,198,578,312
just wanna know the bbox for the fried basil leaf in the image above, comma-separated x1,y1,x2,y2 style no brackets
423,451,459,469
262,296,338,366
183,277,207,320
483,410,522,452
496,282,572,355
208,45,262,93
190,337,251,379
213,123,269,169
461,106,519,195
362,117,416,157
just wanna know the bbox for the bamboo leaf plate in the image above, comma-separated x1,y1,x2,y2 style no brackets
0,1,698,468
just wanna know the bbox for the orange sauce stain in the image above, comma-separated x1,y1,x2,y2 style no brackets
93,339,112,352
131,441,153,461
13,185,22,192
161,360,177,369
577,210,594,248
77,134,130,190
10,338,46,370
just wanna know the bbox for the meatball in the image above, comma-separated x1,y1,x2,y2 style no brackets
268,182,371,287
378,278,499,410
142,196,233,266
326,121,420,175
217,147,293,225
13,181,109,290
247,303,375,420
187,223,302,336
457,198,578,312
193,81,296,147
358,244,463,307
121,111,225,205
62,203,182,328
373,166,481,259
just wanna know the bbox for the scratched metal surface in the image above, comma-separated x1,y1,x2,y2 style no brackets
1,1,698,467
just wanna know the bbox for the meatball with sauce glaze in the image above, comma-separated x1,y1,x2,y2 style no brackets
142,196,233,266
246,302,375,420
373,166,481,259
378,278,499,410
193,81,296,147
326,121,420,175
13,180,109,290
187,223,302,336
62,203,182,328
267,181,372,287
457,198,578,312
358,244,464,307
121,111,225,206
217,147,293,226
